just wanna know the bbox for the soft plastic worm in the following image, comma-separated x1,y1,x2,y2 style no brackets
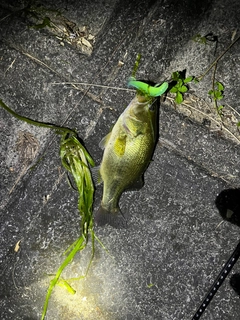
128,78,168,97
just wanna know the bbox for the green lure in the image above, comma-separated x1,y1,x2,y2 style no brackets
128,78,168,97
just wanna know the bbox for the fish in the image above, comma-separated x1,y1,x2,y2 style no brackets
95,92,159,228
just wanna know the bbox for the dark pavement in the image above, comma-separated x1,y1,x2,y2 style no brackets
0,0,240,319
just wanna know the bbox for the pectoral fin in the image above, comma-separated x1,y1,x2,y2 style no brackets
99,131,112,149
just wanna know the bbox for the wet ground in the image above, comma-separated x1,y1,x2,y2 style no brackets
0,0,240,319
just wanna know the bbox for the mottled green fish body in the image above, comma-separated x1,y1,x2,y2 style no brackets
95,94,158,227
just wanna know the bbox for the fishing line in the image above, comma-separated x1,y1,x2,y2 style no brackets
191,238,240,319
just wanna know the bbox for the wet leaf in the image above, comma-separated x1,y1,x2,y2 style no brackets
184,76,193,83
179,85,188,93
81,37,93,48
175,92,183,104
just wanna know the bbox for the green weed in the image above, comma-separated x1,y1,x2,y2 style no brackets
169,71,194,104
208,81,225,115
0,100,97,320
192,32,218,45
41,132,96,320
192,34,208,45
169,34,240,133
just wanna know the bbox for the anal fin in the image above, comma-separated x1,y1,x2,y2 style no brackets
125,176,144,191
94,205,127,228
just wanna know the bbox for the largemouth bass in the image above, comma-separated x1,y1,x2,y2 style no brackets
95,93,159,228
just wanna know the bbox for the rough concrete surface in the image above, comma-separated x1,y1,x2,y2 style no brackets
0,0,240,319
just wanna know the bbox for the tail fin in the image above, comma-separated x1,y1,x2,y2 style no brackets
94,205,127,228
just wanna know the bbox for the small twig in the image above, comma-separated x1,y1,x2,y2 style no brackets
166,96,240,144
51,82,135,92
4,42,103,105
4,58,16,76
12,257,20,290
8,165,28,195
226,103,240,119
215,220,224,229
0,13,12,22
197,35,240,81
211,63,218,112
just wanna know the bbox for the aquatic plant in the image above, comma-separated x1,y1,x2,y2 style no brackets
0,100,96,320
